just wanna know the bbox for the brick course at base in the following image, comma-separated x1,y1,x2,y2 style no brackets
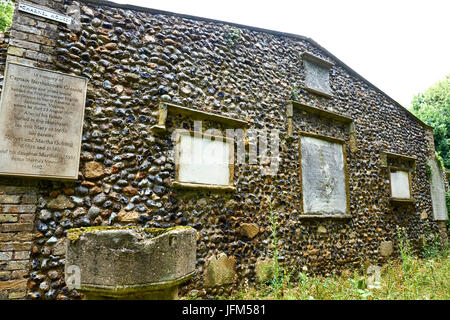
0,179,38,299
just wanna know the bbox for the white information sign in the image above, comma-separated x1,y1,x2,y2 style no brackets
18,2,72,24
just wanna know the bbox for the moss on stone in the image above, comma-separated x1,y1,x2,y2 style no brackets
66,225,191,242
426,161,433,177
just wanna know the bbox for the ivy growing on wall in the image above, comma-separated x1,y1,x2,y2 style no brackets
225,26,242,46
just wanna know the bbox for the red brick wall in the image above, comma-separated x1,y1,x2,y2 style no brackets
0,183,38,299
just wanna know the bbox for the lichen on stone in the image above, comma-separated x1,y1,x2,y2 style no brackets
66,225,191,242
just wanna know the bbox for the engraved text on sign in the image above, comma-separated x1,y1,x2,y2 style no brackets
0,62,87,179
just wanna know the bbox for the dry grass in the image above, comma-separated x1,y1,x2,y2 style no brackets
187,209,449,301
224,251,449,300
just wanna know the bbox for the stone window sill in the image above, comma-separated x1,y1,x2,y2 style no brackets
171,181,236,192
301,52,335,68
150,102,249,134
288,100,353,124
302,86,334,99
297,214,352,219
390,198,416,204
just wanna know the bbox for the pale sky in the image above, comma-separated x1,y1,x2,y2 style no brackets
112,0,450,108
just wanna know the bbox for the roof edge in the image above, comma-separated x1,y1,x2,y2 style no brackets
78,0,312,42
78,0,433,131
305,38,433,131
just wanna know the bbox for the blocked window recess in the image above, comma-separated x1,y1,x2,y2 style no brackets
172,130,235,191
298,132,351,219
381,152,416,204
300,52,334,98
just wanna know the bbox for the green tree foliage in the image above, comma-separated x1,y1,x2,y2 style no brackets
0,0,14,32
411,74,450,169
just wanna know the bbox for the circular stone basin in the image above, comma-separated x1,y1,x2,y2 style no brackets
64,226,197,299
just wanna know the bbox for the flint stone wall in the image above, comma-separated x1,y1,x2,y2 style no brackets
0,0,447,300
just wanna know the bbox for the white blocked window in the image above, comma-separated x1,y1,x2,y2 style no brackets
174,131,234,189
389,167,412,200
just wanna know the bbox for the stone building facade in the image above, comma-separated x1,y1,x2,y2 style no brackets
0,0,448,299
